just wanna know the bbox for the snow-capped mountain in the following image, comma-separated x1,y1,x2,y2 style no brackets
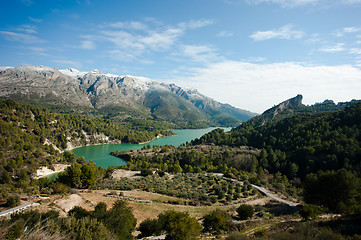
0,65,256,126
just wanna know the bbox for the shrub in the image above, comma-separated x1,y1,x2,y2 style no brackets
299,204,320,221
68,206,90,219
203,209,233,233
158,210,202,240
236,204,254,220
6,195,20,208
138,218,162,238
102,200,136,240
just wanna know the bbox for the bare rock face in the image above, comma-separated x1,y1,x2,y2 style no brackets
264,94,303,118
0,65,256,126
0,66,93,107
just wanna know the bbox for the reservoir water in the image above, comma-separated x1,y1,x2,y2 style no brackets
70,127,230,168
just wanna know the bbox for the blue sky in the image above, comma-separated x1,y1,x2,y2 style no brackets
1,0,361,113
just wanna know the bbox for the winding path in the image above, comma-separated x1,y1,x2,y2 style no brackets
214,173,299,207
0,202,38,218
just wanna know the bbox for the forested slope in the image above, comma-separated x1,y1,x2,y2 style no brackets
193,103,361,179
0,99,170,190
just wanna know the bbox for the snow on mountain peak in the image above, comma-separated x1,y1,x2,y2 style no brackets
19,65,57,72
60,68,87,78
122,75,167,92
0,66,12,71
90,69,101,74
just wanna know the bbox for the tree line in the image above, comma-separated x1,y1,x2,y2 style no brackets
0,99,170,202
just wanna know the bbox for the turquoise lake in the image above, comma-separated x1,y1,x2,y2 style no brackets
70,127,230,168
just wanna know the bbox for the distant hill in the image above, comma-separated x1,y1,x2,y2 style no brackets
244,94,360,127
0,65,256,127
192,97,361,178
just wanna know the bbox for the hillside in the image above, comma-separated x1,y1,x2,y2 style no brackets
0,65,256,127
2,98,361,240
192,101,361,179
244,94,360,127
0,99,171,189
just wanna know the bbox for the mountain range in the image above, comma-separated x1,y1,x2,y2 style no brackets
0,65,256,127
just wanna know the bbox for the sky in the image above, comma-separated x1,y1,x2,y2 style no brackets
1,0,361,113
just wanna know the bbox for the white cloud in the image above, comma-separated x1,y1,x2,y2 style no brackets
29,17,42,23
217,31,234,37
27,46,47,56
179,45,221,63
140,28,184,50
171,61,361,113
79,40,96,49
245,0,319,7
109,21,148,30
16,25,37,34
349,48,361,55
250,25,305,41
80,19,213,63
245,0,361,7
341,0,361,4
0,31,44,44
53,59,83,69
185,19,214,29
100,30,145,52
334,27,361,37
319,43,345,52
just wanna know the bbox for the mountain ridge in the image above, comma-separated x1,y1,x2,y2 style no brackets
245,94,360,127
0,65,257,127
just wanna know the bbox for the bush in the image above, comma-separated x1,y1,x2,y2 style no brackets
158,210,202,240
236,204,254,220
299,204,320,221
6,195,20,208
203,209,233,233
138,218,162,238
62,216,115,240
102,200,136,240
68,206,90,219
303,169,361,214
141,169,153,177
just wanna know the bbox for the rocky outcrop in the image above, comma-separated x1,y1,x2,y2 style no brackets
263,94,303,119
245,94,304,127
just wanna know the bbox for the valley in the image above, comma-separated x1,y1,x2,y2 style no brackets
0,73,360,239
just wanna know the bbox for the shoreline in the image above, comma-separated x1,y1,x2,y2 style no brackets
65,127,228,151
64,140,122,152
137,132,177,145
65,131,177,151
34,164,70,179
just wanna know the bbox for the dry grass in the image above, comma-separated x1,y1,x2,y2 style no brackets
78,190,271,226
32,188,273,228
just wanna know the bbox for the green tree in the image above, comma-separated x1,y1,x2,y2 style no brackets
63,216,115,240
303,169,361,213
68,206,90,219
81,162,98,188
6,195,20,208
236,204,254,220
158,210,202,240
138,218,163,238
203,209,233,233
299,204,320,221
93,202,107,220
102,200,136,240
